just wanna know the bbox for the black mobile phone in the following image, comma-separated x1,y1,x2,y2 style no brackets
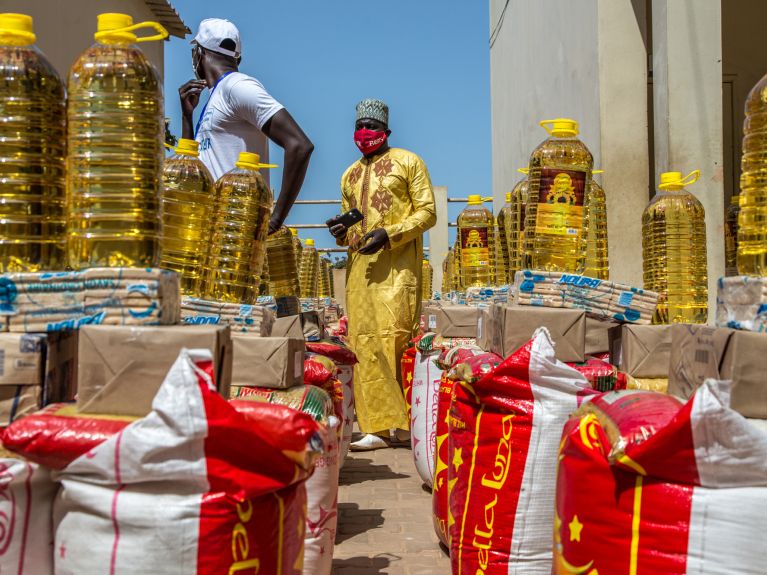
328,208,363,229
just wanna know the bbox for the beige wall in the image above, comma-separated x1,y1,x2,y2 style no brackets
2,0,165,80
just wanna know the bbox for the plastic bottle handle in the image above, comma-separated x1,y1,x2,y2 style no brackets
94,21,169,43
517,167,529,175
679,170,700,187
236,161,279,170
539,120,558,136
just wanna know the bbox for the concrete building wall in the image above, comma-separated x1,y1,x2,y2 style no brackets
3,0,166,80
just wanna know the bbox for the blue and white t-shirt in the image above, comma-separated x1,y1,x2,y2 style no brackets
195,72,284,181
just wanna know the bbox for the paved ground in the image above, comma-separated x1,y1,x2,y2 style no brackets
333,442,450,574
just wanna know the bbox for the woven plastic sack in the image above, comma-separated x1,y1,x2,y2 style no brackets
432,373,456,547
336,364,355,467
447,352,503,384
0,453,57,574
401,346,417,421
46,349,320,575
556,381,767,574
567,356,620,392
305,340,358,366
449,328,596,575
434,344,485,371
411,350,442,487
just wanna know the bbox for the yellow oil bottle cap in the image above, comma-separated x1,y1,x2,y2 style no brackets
175,138,199,157
235,151,278,170
540,118,579,137
468,194,483,205
659,170,699,191
306,238,315,247
95,13,168,44
505,192,511,203
0,13,36,45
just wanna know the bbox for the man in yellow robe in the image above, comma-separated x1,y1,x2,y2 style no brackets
329,99,436,450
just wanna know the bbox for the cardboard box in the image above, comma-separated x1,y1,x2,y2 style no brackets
232,335,305,389
476,307,494,351
609,324,672,378
76,325,232,416
43,331,78,405
0,384,41,425
0,333,45,385
424,305,480,338
300,311,324,340
271,315,304,340
492,305,585,361
585,317,620,356
668,324,767,417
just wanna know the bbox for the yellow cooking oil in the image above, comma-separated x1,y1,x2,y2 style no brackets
493,218,507,286
457,195,495,288
266,226,301,298
200,152,273,304
725,195,741,277
442,250,453,294
421,258,433,300
496,195,512,285
160,139,214,295
452,242,461,291
642,170,707,324
583,170,609,279
0,13,66,272
66,13,168,269
738,72,767,276
524,119,593,272
508,168,529,277
299,238,319,298
289,227,303,272
318,257,331,298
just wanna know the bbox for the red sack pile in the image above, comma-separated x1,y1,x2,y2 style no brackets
3,349,321,575
447,351,503,384
449,328,596,575
567,356,622,392
556,382,767,574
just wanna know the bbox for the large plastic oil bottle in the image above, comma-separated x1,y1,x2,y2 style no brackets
583,169,609,279
642,170,707,324
524,119,593,272
289,227,303,270
317,257,331,298
66,13,168,269
442,250,453,294
496,195,512,285
725,195,741,277
507,169,529,278
299,238,319,298
0,13,66,272
493,218,507,286
457,195,495,288
421,259,433,300
160,138,214,295
200,152,273,304
738,73,767,276
266,226,300,297
452,242,461,291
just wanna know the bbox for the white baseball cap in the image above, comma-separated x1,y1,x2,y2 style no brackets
192,18,241,58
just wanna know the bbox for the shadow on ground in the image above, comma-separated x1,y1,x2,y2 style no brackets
339,457,409,486
332,553,401,574
335,502,384,544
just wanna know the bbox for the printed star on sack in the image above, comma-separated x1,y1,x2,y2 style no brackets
452,447,464,472
307,505,338,537
345,417,351,426
407,372,413,383
415,396,421,407
59,542,66,559
569,515,584,542
413,436,421,455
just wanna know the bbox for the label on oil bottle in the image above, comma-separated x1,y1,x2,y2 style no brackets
535,168,587,236
460,227,489,267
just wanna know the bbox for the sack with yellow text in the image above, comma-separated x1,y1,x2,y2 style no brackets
449,328,596,575
432,372,456,547
41,349,320,575
555,382,767,574
411,349,443,487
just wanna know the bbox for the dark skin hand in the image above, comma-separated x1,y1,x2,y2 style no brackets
179,45,313,234
327,118,392,252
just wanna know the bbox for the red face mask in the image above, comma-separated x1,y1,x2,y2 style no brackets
354,129,387,155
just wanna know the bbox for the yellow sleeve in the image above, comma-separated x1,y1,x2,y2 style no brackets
384,154,437,250
336,172,350,247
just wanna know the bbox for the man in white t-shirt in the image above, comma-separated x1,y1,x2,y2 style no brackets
179,18,313,232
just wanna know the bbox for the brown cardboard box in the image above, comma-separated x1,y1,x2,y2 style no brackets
43,331,78,404
232,335,305,389
424,305,480,338
476,307,497,352
76,325,232,416
585,317,620,356
0,333,45,385
271,315,304,340
492,305,585,361
609,324,672,378
0,385,41,424
300,311,324,340
668,324,767,417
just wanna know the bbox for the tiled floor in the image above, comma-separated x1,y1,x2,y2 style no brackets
333,444,450,574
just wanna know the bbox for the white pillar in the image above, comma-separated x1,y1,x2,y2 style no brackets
653,0,724,319
429,185,449,292
597,0,649,287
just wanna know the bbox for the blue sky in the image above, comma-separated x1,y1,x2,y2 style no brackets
164,0,491,253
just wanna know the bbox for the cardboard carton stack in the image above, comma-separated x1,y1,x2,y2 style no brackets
513,270,658,324
181,297,274,335
0,333,46,424
0,268,180,332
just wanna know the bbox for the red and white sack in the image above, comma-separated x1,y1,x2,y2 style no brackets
32,349,320,575
449,328,596,575
0,455,57,574
411,350,442,487
556,380,767,575
432,373,456,547
337,364,355,466
401,346,417,421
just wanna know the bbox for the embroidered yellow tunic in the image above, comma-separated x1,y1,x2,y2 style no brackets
338,148,436,433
